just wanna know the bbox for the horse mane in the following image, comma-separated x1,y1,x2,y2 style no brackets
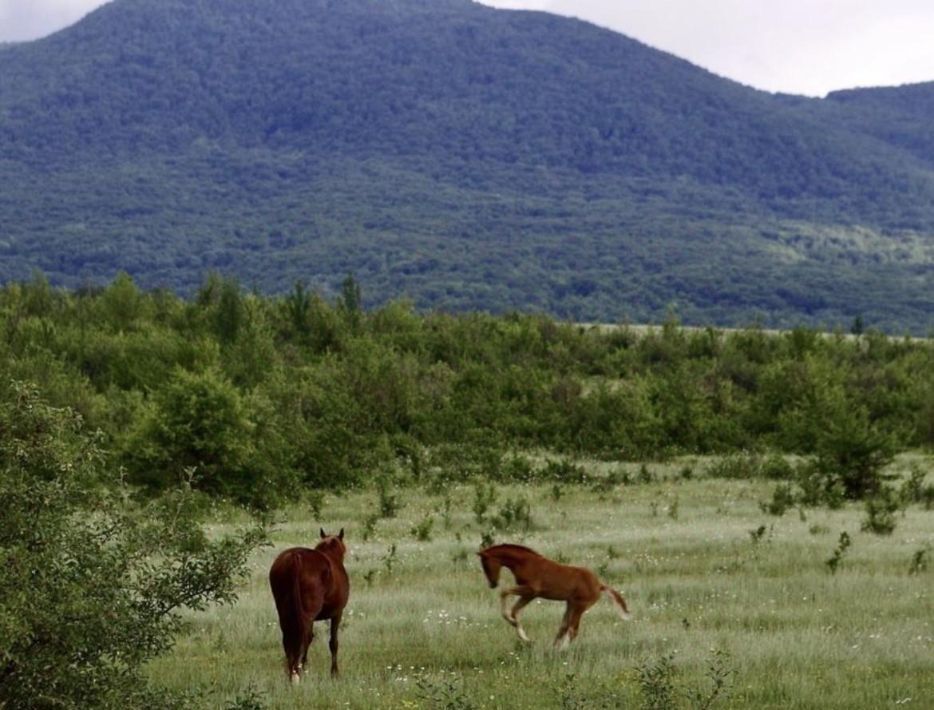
315,536,346,560
481,543,542,558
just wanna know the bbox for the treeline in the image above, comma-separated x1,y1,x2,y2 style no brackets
0,272,931,507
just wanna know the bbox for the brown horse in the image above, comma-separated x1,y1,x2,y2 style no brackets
269,528,350,683
478,543,630,648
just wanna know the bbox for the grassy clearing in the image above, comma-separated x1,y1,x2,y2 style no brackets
147,457,934,709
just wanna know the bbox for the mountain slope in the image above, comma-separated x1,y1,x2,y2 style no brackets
0,0,931,330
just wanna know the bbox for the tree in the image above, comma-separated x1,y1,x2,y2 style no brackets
0,381,266,708
338,274,363,330
123,366,293,507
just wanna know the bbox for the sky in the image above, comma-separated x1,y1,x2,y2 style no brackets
2,0,934,96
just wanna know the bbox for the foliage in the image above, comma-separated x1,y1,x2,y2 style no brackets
761,483,798,516
811,406,897,500
410,514,435,542
637,653,677,710
413,673,476,710
122,365,294,508
490,496,533,533
861,488,900,535
0,276,930,504
472,481,498,525
908,545,931,575
825,532,852,574
377,477,402,518
0,382,266,709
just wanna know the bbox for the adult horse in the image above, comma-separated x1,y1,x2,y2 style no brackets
478,543,630,648
269,528,350,683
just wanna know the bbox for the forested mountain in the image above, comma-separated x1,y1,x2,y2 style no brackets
0,0,931,330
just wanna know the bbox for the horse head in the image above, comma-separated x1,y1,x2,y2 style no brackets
317,527,347,560
477,550,502,588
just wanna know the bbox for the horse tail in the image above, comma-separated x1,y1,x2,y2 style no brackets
272,553,306,678
600,583,631,620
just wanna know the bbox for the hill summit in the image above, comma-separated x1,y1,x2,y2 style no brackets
0,0,931,330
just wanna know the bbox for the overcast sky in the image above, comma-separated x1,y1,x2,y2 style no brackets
2,0,934,96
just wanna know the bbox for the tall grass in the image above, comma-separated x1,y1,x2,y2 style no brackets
147,456,933,709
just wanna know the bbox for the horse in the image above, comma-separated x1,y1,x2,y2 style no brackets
478,543,630,648
269,528,350,683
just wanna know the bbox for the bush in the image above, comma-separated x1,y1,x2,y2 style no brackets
762,483,797,516
122,367,293,507
0,382,266,709
812,402,896,500
861,488,900,535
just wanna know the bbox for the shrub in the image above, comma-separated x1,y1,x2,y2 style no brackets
0,382,266,709
861,488,900,535
899,465,929,505
414,673,476,710
472,481,498,524
761,483,797,516
707,452,754,479
377,476,402,518
491,496,533,532
123,366,292,507
537,458,588,483
637,653,677,710
410,514,435,542
812,403,896,500
826,532,852,574
908,545,931,575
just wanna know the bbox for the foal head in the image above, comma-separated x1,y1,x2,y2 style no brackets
317,527,347,561
478,550,502,588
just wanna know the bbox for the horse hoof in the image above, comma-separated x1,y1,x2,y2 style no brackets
290,672,301,685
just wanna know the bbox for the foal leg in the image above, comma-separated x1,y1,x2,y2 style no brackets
329,614,342,678
566,605,587,644
500,586,533,622
510,595,535,642
500,586,535,642
554,604,574,650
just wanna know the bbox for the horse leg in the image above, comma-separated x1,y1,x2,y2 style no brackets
329,614,342,678
299,622,314,678
556,604,588,650
281,625,303,684
510,595,534,642
554,604,573,650
499,585,533,624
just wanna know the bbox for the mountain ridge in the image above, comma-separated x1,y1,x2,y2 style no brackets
0,0,931,331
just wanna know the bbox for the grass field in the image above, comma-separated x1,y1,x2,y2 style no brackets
147,456,934,709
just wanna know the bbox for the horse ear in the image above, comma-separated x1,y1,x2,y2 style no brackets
320,528,326,539
338,528,344,540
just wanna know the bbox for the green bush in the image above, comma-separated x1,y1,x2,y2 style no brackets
1,276,931,505
0,382,266,709
123,367,292,507
812,404,896,500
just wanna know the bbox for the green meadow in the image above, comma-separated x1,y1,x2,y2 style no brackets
148,456,933,709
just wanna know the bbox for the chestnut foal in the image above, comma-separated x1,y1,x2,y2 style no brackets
478,543,630,648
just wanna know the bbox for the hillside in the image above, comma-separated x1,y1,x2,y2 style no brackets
0,0,932,330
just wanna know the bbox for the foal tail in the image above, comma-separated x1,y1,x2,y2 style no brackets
601,584,631,620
